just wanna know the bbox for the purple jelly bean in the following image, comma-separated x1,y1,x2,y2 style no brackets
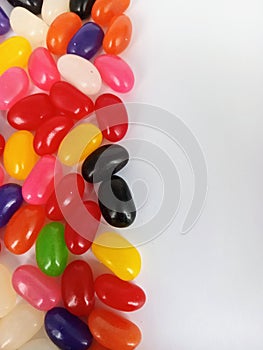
67,22,104,60
0,7,10,35
0,183,23,227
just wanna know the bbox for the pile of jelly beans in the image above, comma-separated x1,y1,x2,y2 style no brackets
0,0,146,349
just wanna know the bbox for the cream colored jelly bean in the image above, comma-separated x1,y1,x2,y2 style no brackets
0,303,44,350
0,265,16,318
10,7,49,47
58,123,103,166
19,338,58,350
41,0,70,26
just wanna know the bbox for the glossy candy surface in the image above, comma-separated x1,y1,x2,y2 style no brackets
7,0,43,15
4,131,38,180
98,175,136,228
19,338,58,350
28,47,60,91
50,81,94,120
67,22,104,60
94,54,134,93
92,232,141,281
46,12,82,55
4,205,45,255
91,0,130,27
57,54,102,95
0,264,17,318
7,93,56,131
58,123,103,166
0,67,29,110
45,173,85,221
88,308,141,350
95,274,146,311
0,7,10,35
0,36,31,75
42,0,70,26
12,265,61,311
0,166,4,186
62,260,95,316
0,303,44,350
70,0,96,19
95,93,128,142
0,135,5,155
34,116,74,156
45,307,93,350
82,144,129,183
0,184,23,227
103,14,132,55
22,155,62,205
36,222,68,276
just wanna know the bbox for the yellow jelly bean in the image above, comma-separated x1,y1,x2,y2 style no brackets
92,232,141,281
0,36,32,75
58,123,103,166
3,131,39,180
0,265,17,318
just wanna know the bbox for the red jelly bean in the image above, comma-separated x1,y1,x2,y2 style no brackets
62,260,95,316
7,93,56,131
94,274,146,312
45,173,85,221
50,81,94,120
34,116,74,156
65,200,101,255
88,308,142,350
4,205,46,255
0,135,5,156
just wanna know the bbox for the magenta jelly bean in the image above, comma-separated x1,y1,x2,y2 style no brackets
0,7,10,35
22,155,62,205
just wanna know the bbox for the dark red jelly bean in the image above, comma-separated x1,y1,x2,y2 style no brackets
0,135,5,156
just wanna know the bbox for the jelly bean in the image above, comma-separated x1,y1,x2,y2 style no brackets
62,260,95,316
28,48,60,91
88,308,141,350
57,54,102,95
0,36,31,75
58,123,102,166
22,155,62,205
45,307,93,350
10,7,48,47
92,232,141,281
12,265,61,311
0,265,16,318
91,0,130,27
67,22,104,60
50,81,94,120
0,7,10,35
7,0,43,15
0,166,4,186
4,205,45,255
19,338,58,350
81,144,129,183
98,175,136,228
90,342,109,350
103,15,132,55
7,93,56,131
70,0,96,20
0,67,29,111
41,0,70,26
0,184,23,227
95,93,128,142
46,12,82,55
94,54,134,93
0,303,44,350
95,274,146,312
36,222,68,276
4,131,39,180
0,134,5,155
34,116,74,156
65,224,91,255
45,173,85,221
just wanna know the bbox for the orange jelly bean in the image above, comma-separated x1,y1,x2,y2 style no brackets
91,0,130,27
46,12,82,55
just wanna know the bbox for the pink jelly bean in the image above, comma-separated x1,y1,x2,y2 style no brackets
0,67,29,110
22,155,62,205
28,47,60,91
0,165,5,185
12,265,61,311
94,54,135,93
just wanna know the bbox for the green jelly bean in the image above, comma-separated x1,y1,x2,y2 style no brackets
36,222,68,277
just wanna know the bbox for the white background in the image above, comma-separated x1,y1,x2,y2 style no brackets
1,0,263,349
